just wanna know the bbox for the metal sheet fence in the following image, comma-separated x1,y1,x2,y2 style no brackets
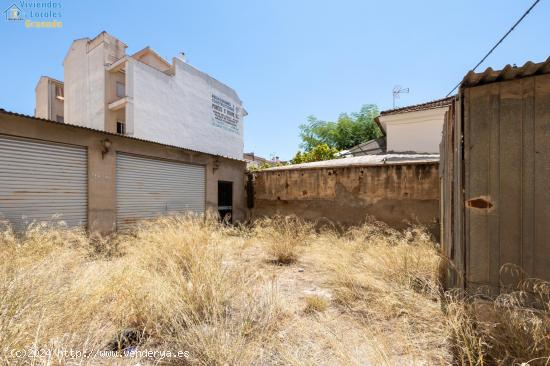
442,73,550,294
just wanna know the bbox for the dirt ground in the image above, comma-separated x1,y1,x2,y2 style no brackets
225,236,450,366
1,217,452,365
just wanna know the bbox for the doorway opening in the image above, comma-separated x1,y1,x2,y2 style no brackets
218,181,233,224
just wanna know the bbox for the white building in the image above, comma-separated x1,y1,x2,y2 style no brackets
375,96,454,154
36,31,246,159
35,76,64,122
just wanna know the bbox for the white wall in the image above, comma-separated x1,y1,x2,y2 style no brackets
35,77,49,119
63,39,106,130
130,58,245,159
64,33,126,131
380,107,447,153
61,32,244,159
64,40,88,127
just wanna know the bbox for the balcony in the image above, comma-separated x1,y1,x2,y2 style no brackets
108,96,129,111
107,57,127,73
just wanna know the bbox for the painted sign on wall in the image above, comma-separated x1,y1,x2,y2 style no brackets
211,94,240,134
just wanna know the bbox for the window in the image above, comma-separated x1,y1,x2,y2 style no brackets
56,115,64,123
116,82,125,98
55,84,64,100
116,121,126,135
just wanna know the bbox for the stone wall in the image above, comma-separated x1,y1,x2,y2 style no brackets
251,162,440,234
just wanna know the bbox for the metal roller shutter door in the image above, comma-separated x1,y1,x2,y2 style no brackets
116,153,205,230
0,135,88,231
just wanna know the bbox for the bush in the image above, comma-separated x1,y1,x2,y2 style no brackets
304,295,329,314
252,215,315,265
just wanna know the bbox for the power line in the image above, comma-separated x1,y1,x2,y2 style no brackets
446,0,542,97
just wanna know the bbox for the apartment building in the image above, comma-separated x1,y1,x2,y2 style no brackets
35,76,64,122
35,31,246,159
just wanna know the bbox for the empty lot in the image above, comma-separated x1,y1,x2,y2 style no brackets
1,215,548,365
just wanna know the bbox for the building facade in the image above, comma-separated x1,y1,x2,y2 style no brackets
36,31,246,160
0,109,246,234
35,76,64,122
375,97,454,154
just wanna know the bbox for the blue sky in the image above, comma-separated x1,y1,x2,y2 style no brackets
1,0,548,160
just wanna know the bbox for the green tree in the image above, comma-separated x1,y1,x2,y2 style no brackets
298,104,381,151
291,144,339,164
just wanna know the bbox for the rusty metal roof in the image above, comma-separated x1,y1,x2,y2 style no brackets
462,57,550,88
380,96,455,117
0,108,245,162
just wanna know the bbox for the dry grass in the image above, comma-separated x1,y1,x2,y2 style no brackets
445,280,550,365
306,219,449,364
303,296,328,314
0,215,548,365
253,216,314,265
0,216,284,365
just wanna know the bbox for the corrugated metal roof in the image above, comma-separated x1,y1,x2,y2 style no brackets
380,96,455,117
346,137,387,156
462,57,550,88
0,108,245,162
263,153,439,171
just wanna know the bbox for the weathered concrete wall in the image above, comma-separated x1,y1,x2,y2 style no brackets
0,112,246,235
252,163,440,232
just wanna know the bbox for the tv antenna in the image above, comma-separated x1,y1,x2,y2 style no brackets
392,86,409,108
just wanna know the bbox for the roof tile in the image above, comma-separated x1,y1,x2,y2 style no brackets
380,96,455,116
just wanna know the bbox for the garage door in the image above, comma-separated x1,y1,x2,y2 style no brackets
0,135,88,232
116,153,205,230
